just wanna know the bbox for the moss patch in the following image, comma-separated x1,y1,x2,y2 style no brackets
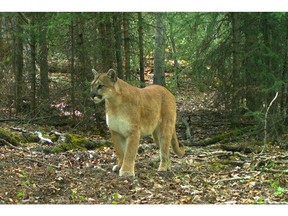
0,127,24,146
42,133,111,154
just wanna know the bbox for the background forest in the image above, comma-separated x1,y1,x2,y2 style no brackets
0,12,288,204
1,12,288,146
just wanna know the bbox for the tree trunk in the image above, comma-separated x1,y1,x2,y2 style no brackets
98,13,113,72
70,18,76,119
38,13,50,107
0,15,2,59
76,14,92,84
14,15,24,114
104,14,114,71
153,13,166,86
137,12,145,87
168,16,180,88
123,13,131,80
281,13,288,122
243,13,262,112
30,14,37,116
113,13,123,79
231,12,241,125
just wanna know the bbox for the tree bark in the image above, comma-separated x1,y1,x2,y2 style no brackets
14,15,24,114
168,15,180,88
98,13,113,72
30,14,37,116
153,13,166,86
281,13,288,122
231,12,241,125
113,13,123,79
70,18,76,119
123,13,131,80
243,13,262,112
38,13,50,106
76,14,92,83
137,12,145,87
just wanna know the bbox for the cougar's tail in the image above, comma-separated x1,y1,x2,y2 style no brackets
171,129,185,157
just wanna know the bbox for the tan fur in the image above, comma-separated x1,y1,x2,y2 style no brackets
90,69,185,176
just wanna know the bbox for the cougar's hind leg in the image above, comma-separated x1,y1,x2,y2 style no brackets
111,131,125,172
152,129,160,148
157,124,174,172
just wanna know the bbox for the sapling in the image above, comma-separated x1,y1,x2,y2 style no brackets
262,92,278,153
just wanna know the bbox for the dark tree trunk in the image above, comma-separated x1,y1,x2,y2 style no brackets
104,14,114,71
30,15,37,116
38,13,50,106
98,13,113,72
231,12,241,125
123,13,131,80
153,13,166,86
70,18,76,119
281,13,288,122
76,14,92,84
242,14,260,111
168,16,180,88
14,16,24,114
137,12,145,87
113,13,123,79
0,15,2,58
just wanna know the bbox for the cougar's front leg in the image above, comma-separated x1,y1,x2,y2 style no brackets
119,130,140,177
111,131,125,173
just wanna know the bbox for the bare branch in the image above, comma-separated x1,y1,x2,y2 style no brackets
263,92,279,153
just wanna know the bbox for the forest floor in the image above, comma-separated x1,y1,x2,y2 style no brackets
0,84,288,205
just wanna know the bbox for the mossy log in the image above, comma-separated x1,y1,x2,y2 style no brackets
183,131,232,147
0,127,20,146
34,133,112,154
184,127,253,147
220,142,262,154
1,126,110,153
51,133,111,153
0,127,39,146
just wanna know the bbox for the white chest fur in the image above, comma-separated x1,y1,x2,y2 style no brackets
106,113,130,136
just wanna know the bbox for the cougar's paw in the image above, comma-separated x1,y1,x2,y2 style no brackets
158,165,170,172
112,165,121,172
158,167,168,172
119,169,135,177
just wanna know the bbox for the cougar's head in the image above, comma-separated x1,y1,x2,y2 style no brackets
90,69,118,104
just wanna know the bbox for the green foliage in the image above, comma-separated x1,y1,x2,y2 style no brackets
70,188,87,203
271,181,288,197
111,192,126,204
260,80,285,94
244,111,265,124
253,196,266,204
17,191,24,199
209,162,228,172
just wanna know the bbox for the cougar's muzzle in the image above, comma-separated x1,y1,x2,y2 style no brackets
90,92,103,103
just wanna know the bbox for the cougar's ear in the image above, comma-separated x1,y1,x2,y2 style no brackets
107,69,117,82
92,68,98,76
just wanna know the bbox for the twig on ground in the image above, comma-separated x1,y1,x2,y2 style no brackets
214,172,260,184
262,168,288,174
263,92,278,153
0,138,30,153
214,176,252,184
1,137,61,170
23,158,61,169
